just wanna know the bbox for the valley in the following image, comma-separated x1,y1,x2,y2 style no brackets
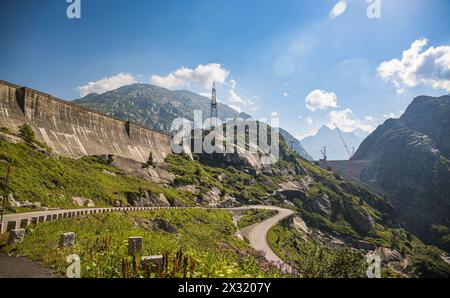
0,82,449,278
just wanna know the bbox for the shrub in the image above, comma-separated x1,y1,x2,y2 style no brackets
18,124,36,143
0,127,11,134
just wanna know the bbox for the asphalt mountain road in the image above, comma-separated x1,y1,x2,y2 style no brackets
0,205,295,277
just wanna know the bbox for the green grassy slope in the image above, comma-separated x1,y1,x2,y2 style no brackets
0,140,194,208
1,209,282,278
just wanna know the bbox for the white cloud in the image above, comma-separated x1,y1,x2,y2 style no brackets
151,63,256,112
297,130,317,139
151,63,230,90
306,117,314,125
330,1,347,19
328,109,375,133
228,105,242,113
76,73,137,97
305,89,338,111
383,110,404,119
228,79,246,105
283,91,290,97
226,79,257,112
378,38,450,93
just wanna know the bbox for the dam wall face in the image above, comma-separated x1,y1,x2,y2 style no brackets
0,80,172,163
317,160,373,183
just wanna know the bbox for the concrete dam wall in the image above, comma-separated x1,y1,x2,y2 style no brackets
317,159,372,182
0,80,172,163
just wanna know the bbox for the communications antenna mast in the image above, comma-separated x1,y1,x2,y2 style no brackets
333,123,355,179
210,82,218,127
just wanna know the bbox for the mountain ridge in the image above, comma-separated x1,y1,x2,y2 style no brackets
353,95,450,252
302,125,369,160
75,83,313,160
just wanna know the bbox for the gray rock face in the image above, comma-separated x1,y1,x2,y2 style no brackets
312,194,332,217
177,184,197,194
126,191,170,207
8,229,25,244
277,128,313,161
353,95,450,250
72,197,86,207
375,247,410,275
75,83,250,135
59,232,76,248
134,218,177,234
200,187,221,207
128,237,143,255
72,197,95,207
291,216,309,237
101,155,176,185
275,189,306,201
219,195,240,208
7,193,20,208
355,240,376,251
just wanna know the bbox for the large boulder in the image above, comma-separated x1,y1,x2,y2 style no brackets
311,194,332,217
72,197,95,207
72,197,87,207
126,191,170,207
291,216,309,237
7,194,20,208
274,189,306,201
200,187,221,206
345,204,375,234
219,194,240,208
8,229,25,244
375,247,410,274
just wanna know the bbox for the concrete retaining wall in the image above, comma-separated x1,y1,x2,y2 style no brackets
0,80,172,163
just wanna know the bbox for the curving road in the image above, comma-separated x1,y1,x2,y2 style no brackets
236,206,295,273
1,205,295,277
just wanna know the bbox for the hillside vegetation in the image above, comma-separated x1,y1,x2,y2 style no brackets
1,209,282,278
1,125,450,277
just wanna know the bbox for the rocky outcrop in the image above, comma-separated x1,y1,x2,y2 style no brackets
353,95,450,250
72,197,95,207
311,194,332,217
291,216,309,237
277,128,313,161
344,203,375,234
134,217,177,234
375,247,410,275
0,131,23,144
75,83,250,135
199,187,221,206
125,192,170,207
104,155,176,185
274,177,313,201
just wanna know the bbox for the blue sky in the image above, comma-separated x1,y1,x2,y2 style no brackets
1,0,449,139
